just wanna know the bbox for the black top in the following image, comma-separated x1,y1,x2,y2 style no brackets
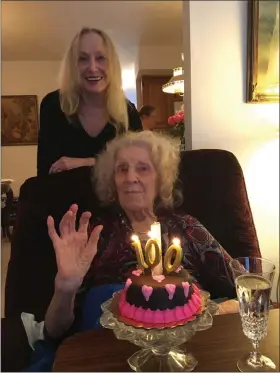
37,90,142,175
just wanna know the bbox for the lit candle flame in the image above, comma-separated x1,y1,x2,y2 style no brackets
131,234,140,242
172,238,180,246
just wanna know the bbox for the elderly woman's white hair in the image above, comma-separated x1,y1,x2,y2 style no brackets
94,131,182,211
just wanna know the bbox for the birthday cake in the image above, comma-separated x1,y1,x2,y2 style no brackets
118,266,202,327
117,222,202,327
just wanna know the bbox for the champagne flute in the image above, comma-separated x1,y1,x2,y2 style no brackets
229,257,276,372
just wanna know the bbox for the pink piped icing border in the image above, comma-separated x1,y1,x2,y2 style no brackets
119,284,201,325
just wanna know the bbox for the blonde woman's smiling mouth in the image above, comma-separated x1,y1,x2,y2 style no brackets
85,76,103,81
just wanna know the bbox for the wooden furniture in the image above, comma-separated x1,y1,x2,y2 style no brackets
53,309,279,372
139,75,183,129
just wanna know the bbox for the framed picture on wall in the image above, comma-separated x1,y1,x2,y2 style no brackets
1,95,39,146
246,0,279,103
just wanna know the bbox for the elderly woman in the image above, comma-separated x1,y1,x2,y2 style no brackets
43,131,238,342
37,27,142,176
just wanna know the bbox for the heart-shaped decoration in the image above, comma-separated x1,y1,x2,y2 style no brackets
132,269,143,276
152,275,165,283
125,278,132,289
165,284,176,300
175,265,183,273
182,281,190,298
142,285,153,301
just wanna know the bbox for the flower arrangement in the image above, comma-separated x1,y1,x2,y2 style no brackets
167,110,185,139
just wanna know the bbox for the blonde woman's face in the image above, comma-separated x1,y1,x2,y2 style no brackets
78,32,108,94
114,146,158,213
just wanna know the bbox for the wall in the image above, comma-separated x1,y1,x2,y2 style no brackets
2,61,61,195
121,64,137,105
184,1,279,300
139,45,182,71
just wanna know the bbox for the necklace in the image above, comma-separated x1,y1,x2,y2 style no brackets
119,213,150,236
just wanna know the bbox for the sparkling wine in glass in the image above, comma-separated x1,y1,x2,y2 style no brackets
230,257,276,372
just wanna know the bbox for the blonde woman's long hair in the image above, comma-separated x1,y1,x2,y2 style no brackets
58,27,128,132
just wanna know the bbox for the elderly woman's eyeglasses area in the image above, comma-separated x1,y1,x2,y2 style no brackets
44,130,239,343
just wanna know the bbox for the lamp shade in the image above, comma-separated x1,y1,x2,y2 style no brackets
162,67,184,95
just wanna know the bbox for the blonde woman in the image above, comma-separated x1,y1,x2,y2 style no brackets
37,27,142,176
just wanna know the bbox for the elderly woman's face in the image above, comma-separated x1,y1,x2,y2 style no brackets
114,146,157,213
78,32,108,95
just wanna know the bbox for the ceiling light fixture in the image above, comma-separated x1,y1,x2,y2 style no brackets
162,53,184,95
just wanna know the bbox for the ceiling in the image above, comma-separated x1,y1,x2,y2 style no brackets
1,1,183,63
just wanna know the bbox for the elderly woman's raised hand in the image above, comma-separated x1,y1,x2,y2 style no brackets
47,204,103,293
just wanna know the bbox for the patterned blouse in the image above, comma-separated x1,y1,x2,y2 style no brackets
84,212,236,300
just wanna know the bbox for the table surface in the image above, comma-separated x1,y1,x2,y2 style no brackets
53,309,279,372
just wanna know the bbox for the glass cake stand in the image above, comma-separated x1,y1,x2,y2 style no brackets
100,290,218,372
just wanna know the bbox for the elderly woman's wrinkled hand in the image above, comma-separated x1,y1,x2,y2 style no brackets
47,204,103,293
217,299,239,315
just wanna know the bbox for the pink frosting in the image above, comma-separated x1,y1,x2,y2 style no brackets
163,309,175,323
183,304,193,319
132,269,143,276
188,299,199,314
144,308,154,323
119,292,126,308
152,275,165,283
154,310,165,323
175,265,183,273
125,304,137,319
193,283,200,293
192,293,202,308
182,281,190,298
142,285,153,301
175,306,186,321
121,302,132,317
119,284,202,325
165,284,176,300
125,278,132,289
119,299,201,325
134,306,144,321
